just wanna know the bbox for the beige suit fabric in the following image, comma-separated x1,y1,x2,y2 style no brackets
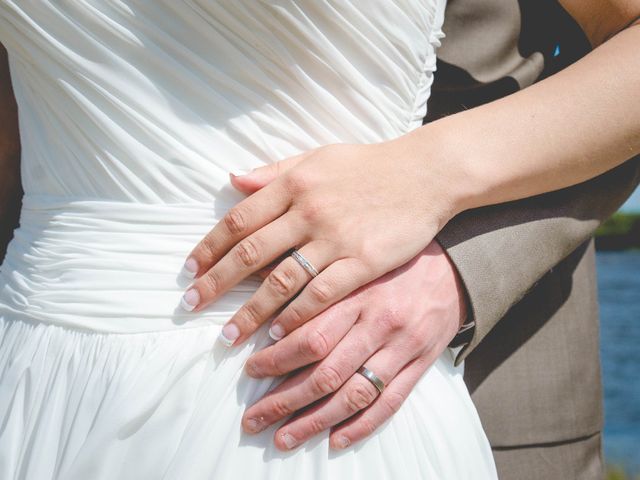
429,1,640,478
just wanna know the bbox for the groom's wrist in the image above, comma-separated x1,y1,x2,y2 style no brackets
433,240,475,348
434,242,474,347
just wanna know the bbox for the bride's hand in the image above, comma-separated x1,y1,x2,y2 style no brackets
241,240,467,450
181,135,467,347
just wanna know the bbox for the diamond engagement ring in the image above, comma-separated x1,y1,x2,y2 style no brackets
356,365,385,394
290,248,319,278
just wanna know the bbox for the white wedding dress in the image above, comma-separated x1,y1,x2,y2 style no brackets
0,1,497,479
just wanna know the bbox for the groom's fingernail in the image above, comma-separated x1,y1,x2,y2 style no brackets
335,436,350,449
180,257,198,279
230,168,253,177
180,288,200,311
219,323,240,347
281,432,298,450
245,417,265,433
245,361,262,378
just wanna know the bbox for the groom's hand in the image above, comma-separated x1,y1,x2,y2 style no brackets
241,240,467,450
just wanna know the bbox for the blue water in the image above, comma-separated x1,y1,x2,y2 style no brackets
597,251,640,474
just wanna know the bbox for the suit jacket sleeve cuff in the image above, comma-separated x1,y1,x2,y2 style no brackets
436,156,640,367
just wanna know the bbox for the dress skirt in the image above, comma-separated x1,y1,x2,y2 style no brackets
0,313,498,479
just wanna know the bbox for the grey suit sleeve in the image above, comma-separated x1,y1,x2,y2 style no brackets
436,156,640,366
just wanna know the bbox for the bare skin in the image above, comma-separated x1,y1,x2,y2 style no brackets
233,179,467,450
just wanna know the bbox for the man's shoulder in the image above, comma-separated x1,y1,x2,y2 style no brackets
425,0,590,121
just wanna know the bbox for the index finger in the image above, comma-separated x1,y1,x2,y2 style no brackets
241,321,377,434
244,294,360,378
182,178,291,279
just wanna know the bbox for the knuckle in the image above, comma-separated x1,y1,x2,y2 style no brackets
381,391,406,414
359,417,378,436
405,331,427,352
299,201,323,224
302,329,332,359
310,364,343,396
257,350,281,377
306,416,328,435
270,398,294,418
268,267,299,297
267,350,287,376
284,170,310,195
203,269,221,294
307,278,333,305
344,384,377,413
224,207,248,236
200,234,217,257
238,301,262,330
377,307,404,333
235,238,261,268
282,303,304,327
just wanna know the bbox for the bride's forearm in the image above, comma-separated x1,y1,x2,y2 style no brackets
404,20,640,216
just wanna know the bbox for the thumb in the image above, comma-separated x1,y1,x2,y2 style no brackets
229,153,307,194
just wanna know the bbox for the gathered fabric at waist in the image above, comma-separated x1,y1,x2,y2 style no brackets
0,195,262,334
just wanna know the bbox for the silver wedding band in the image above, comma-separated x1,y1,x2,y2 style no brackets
357,365,385,394
290,248,319,278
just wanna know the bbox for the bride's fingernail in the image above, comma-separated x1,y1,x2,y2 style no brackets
281,432,297,450
180,257,198,279
180,288,199,311
219,323,240,347
268,323,285,341
229,168,253,177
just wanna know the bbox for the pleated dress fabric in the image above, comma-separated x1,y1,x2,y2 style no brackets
0,1,498,479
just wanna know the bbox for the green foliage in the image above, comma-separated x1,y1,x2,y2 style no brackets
606,465,640,480
596,212,640,236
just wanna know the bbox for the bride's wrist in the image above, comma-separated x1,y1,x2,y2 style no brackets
396,121,485,221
